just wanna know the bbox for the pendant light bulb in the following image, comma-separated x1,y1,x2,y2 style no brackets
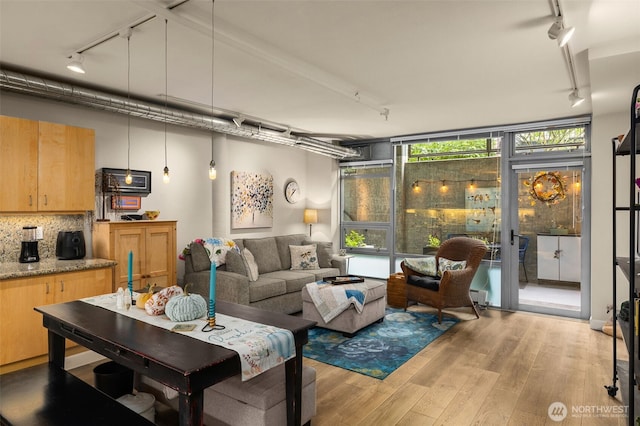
163,166,170,184
125,169,133,185
209,160,217,180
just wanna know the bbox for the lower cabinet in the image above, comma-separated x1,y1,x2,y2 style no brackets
536,235,581,282
0,267,113,367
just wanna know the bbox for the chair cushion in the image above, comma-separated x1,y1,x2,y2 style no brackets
407,275,440,291
403,256,437,276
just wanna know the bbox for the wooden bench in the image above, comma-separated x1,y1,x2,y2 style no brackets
0,363,154,426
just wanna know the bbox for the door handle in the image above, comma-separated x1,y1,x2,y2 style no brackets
510,230,523,245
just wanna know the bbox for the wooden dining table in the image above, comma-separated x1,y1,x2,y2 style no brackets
35,299,316,426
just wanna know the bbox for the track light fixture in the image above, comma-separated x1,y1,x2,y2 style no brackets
547,18,575,48
568,89,584,108
66,53,86,74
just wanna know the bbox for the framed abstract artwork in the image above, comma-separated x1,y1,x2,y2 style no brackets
231,171,274,229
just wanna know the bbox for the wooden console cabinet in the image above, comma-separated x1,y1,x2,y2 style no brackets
0,267,113,367
92,221,177,290
0,115,95,212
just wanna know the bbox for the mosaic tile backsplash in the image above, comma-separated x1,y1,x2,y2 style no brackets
0,214,91,263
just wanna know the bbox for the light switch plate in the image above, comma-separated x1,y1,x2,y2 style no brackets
36,226,43,240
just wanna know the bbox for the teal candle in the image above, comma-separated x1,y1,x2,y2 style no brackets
128,251,133,284
209,262,216,316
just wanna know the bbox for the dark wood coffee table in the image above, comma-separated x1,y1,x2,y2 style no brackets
35,300,315,426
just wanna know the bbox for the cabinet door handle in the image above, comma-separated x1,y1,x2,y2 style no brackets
60,280,64,292
44,194,48,206
46,282,50,294
554,249,561,259
29,194,33,206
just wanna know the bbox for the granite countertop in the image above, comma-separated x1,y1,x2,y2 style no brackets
0,258,117,280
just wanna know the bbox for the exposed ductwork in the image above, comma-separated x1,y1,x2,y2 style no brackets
0,68,358,159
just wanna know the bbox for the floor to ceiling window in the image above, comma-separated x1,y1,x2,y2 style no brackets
339,116,591,319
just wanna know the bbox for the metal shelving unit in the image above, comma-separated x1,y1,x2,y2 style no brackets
607,84,640,425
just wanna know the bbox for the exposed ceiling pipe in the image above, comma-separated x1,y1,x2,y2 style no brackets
0,68,358,159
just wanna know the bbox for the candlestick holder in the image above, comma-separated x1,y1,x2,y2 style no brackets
127,281,136,305
201,300,224,331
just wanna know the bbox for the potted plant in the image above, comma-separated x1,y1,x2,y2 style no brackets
423,234,440,255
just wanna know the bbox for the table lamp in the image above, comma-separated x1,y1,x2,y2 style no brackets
303,209,318,237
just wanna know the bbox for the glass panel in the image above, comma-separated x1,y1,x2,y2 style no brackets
409,137,500,161
342,169,390,223
517,168,582,312
343,227,388,251
514,127,585,154
396,153,502,256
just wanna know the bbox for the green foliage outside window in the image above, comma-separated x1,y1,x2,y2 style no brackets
345,230,366,248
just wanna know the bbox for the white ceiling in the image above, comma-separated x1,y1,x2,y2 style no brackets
1,0,639,142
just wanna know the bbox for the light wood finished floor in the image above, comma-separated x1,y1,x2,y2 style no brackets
70,305,628,425
306,305,628,426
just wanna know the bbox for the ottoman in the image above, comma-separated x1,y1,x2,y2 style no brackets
301,279,387,337
135,364,316,426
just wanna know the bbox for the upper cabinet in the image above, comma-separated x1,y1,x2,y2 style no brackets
0,116,95,213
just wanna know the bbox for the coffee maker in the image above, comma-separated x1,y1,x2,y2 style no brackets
19,226,39,263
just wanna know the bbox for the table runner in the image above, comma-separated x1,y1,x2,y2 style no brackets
81,293,295,382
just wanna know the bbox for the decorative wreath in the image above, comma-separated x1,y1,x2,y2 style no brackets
523,171,567,206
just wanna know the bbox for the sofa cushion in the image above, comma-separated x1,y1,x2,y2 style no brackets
303,239,333,268
248,277,287,303
261,270,317,294
225,250,247,276
190,242,212,272
241,248,259,282
243,238,282,273
275,235,306,270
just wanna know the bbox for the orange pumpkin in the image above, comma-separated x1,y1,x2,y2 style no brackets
136,284,155,309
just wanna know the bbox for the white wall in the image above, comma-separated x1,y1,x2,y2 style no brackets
590,110,637,329
0,92,338,281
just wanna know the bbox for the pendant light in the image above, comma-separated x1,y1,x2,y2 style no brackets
208,0,217,181
124,29,133,185
162,19,170,184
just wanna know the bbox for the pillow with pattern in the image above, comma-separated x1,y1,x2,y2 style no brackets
241,248,259,281
438,257,467,277
403,256,437,277
290,244,320,270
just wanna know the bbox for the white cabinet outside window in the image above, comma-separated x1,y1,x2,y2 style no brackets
537,235,581,282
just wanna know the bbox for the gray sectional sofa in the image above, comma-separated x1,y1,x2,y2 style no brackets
183,234,346,314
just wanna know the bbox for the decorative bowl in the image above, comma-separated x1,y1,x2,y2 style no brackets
145,210,160,220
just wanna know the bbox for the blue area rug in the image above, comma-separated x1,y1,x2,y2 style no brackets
303,308,458,379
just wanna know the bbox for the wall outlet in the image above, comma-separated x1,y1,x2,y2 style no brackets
36,226,44,240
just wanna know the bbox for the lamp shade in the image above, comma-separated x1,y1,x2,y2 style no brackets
303,209,318,224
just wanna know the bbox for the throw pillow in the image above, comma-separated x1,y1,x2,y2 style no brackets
241,248,259,282
189,241,212,272
403,256,437,277
438,257,467,277
303,239,333,268
202,237,240,267
289,244,320,270
225,250,248,276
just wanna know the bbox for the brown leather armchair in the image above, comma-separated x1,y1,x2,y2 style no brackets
401,237,487,323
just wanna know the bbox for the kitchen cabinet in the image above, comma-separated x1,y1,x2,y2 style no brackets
0,267,113,367
92,221,177,290
0,115,95,212
537,235,581,282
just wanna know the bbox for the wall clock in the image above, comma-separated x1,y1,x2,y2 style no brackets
285,180,300,204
